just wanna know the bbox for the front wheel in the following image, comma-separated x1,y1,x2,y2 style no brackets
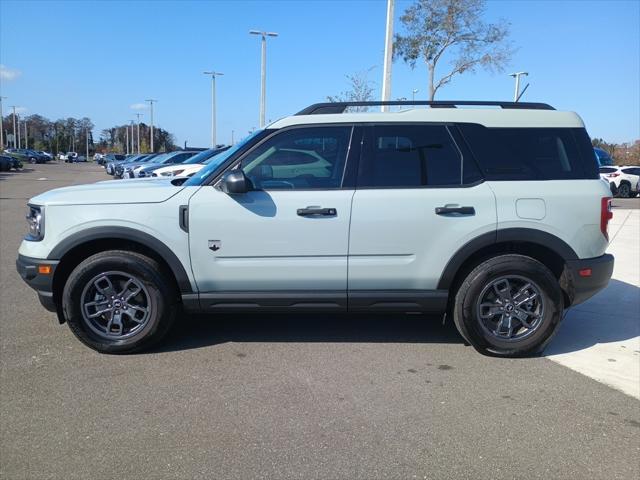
452,254,564,357
29,157,37,164
62,250,178,353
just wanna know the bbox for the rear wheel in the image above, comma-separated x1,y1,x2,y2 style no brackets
617,182,631,198
453,254,564,357
62,250,178,353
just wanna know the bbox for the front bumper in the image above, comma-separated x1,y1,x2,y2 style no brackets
16,254,59,312
563,254,614,306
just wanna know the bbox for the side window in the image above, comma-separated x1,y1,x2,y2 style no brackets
240,126,352,190
459,124,596,180
358,124,462,188
599,167,617,174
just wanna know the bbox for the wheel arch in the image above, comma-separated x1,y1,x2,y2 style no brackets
438,228,578,303
49,227,193,322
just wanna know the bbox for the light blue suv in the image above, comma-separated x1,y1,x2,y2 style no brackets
16,101,614,357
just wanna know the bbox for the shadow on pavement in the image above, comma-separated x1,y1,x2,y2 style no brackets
545,279,640,355
153,312,464,353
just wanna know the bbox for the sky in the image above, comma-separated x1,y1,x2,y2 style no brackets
0,0,638,147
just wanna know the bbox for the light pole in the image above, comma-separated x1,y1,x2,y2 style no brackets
249,30,278,128
125,124,129,155
204,71,223,147
10,106,17,148
24,120,28,149
135,113,143,154
85,128,89,161
509,72,529,102
412,89,419,102
145,99,157,151
381,0,395,112
0,96,6,150
16,115,21,148
130,120,135,154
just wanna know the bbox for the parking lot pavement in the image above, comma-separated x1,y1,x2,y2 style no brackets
1,164,639,480
545,208,640,399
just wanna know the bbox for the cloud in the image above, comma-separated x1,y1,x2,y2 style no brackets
14,107,28,114
130,103,148,110
0,65,21,81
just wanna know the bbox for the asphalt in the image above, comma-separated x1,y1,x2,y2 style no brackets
1,163,639,480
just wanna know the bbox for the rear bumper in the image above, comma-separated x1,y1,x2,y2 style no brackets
16,254,59,312
563,254,614,306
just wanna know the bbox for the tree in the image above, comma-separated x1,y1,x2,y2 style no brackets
394,0,513,100
327,68,376,112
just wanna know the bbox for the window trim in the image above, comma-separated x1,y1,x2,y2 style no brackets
355,122,479,190
212,124,359,192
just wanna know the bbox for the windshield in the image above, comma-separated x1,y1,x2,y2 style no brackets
184,131,263,186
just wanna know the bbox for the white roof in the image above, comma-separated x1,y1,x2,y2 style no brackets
270,108,585,129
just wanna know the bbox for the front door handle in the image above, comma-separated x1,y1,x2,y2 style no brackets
297,207,337,217
435,206,475,215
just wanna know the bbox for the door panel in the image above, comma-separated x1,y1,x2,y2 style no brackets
188,188,354,292
348,184,496,290
348,123,497,292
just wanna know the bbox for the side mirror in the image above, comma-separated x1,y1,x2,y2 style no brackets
221,169,250,194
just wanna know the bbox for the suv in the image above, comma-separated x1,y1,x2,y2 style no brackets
599,165,640,198
16,101,614,356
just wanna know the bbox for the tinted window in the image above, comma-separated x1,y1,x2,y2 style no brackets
358,125,462,188
622,168,640,176
599,167,618,174
240,126,352,190
459,124,598,180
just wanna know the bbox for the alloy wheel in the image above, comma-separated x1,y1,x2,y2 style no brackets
476,275,544,341
80,271,151,340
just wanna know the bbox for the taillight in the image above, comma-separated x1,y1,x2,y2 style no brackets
600,197,613,240
606,173,620,178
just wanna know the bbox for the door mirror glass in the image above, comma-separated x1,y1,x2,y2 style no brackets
221,169,250,194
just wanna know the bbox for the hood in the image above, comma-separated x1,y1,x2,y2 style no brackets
30,178,184,206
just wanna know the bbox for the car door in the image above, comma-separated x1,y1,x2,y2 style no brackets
188,125,358,309
347,123,497,311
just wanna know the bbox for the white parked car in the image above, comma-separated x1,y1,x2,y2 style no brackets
599,165,640,198
16,100,614,356
152,147,229,178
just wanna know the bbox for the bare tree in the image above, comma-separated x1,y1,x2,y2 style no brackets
394,0,513,100
327,68,376,112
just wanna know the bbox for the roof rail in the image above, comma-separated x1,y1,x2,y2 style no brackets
296,100,555,115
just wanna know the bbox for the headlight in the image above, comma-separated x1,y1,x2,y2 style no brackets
26,204,44,241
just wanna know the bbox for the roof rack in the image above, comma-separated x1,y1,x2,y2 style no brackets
296,100,555,115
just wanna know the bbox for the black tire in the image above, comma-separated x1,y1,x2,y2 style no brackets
617,182,631,198
452,254,564,357
29,157,37,164
62,250,178,354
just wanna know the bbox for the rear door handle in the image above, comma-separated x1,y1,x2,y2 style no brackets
435,206,475,215
297,207,337,217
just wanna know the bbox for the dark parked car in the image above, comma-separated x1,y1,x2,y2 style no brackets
0,154,23,171
5,148,48,164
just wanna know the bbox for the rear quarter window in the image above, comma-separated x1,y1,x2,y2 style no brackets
458,124,599,180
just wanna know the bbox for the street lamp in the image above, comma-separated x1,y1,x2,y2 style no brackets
509,72,529,102
145,99,157,151
412,89,419,102
203,71,223,147
249,30,278,128
135,113,143,154
10,106,17,148
130,121,135,154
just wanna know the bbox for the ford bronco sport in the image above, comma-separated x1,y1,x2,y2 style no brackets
16,101,614,356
